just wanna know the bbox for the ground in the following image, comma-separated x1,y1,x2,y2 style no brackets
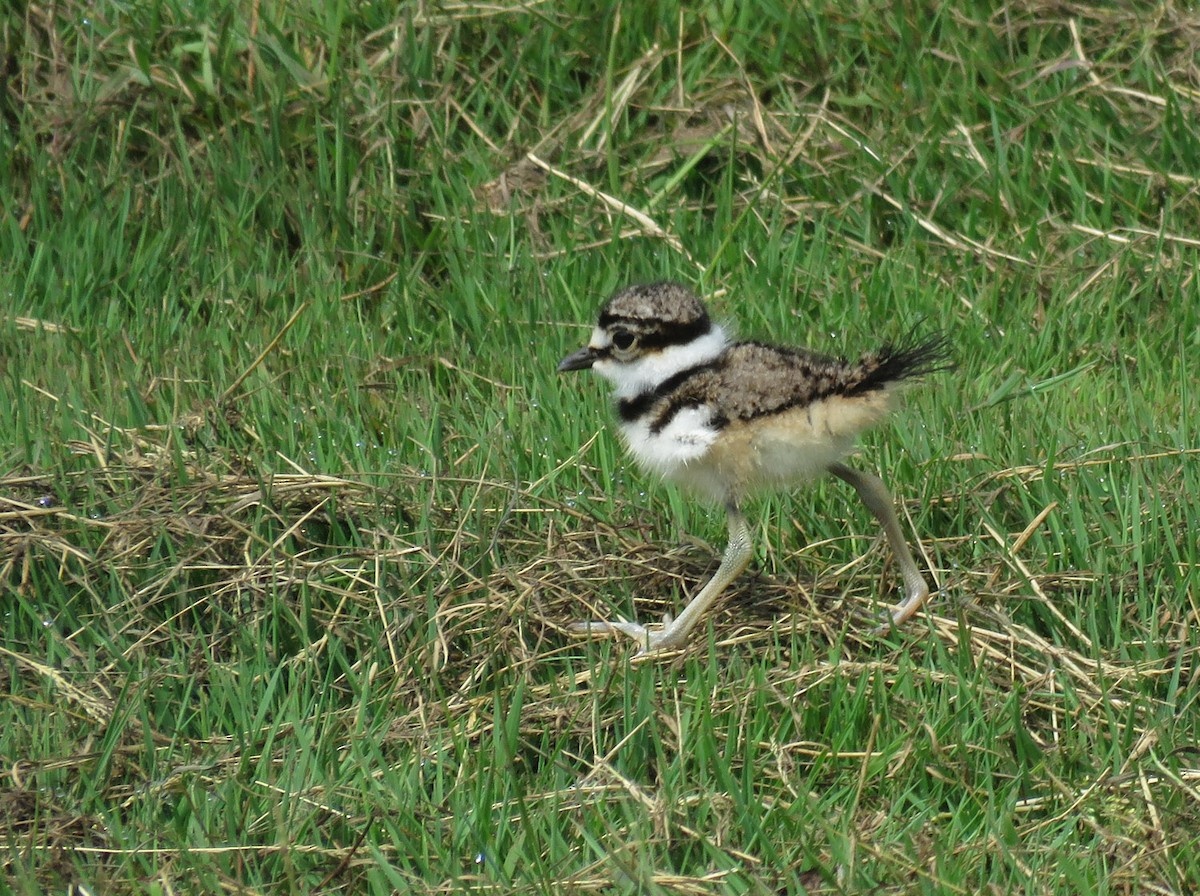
2,1,1199,892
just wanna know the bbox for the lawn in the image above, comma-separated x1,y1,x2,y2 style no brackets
3,1,1199,892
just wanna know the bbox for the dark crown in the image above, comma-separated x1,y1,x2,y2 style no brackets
597,282,713,349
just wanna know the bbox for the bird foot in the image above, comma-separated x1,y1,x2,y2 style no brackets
856,588,935,636
863,606,899,636
567,612,687,657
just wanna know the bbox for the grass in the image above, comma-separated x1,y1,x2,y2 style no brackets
3,0,1200,892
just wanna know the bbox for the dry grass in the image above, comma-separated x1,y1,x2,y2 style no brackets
5,419,1199,888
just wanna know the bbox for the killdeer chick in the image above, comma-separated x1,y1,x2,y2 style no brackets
558,281,949,656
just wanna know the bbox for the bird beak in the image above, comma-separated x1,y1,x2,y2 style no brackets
557,345,598,372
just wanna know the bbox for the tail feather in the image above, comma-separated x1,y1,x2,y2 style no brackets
845,331,952,396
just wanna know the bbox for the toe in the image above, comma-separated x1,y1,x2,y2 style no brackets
567,618,652,644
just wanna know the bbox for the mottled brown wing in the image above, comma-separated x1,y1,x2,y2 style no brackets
705,343,849,424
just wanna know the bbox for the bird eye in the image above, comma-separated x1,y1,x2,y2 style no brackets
612,330,636,351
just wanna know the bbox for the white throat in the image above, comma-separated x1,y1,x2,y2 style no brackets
593,324,729,399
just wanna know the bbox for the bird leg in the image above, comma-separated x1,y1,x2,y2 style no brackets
828,462,931,627
568,503,752,656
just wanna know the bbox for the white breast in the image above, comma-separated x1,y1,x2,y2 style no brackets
618,404,720,478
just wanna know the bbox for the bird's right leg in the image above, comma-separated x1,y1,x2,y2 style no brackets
828,462,931,627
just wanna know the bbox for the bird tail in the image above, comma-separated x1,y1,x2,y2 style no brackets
844,331,952,396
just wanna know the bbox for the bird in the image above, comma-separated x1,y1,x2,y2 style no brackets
557,280,949,656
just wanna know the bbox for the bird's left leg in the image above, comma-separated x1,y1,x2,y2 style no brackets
568,502,753,656
828,462,931,627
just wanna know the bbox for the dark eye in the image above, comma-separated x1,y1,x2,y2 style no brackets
612,330,636,350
